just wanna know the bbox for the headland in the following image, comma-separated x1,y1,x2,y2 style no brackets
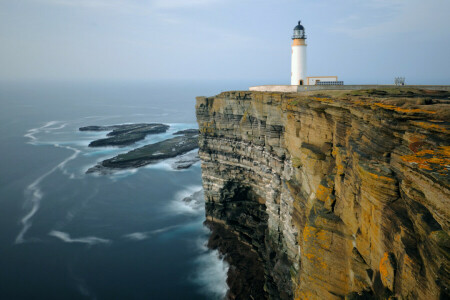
196,87,450,299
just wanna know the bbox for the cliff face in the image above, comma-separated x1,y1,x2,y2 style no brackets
196,89,450,300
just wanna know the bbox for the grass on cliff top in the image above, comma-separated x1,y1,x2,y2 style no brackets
296,88,449,99
346,88,450,120
346,88,449,99
287,88,450,121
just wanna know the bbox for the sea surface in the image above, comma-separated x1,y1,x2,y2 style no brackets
0,80,255,299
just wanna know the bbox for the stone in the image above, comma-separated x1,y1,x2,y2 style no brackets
80,123,169,147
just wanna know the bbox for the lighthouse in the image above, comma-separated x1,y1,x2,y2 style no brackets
291,21,307,86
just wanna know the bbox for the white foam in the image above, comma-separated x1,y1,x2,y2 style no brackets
192,236,229,299
144,160,175,171
150,224,181,234
49,230,111,245
16,129,82,244
123,232,148,241
24,121,60,143
108,168,139,181
46,123,67,131
167,186,204,215
145,149,200,172
123,225,182,241
56,145,81,178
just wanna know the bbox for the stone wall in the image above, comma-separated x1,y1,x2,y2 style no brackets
196,89,449,299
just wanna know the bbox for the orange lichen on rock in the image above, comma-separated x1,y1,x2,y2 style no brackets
379,252,396,291
302,224,315,243
412,121,450,134
401,146,450,173
200,121,215,134
367,171,396,182
372,102,437,114
311,97,334,103
352,100,367,106
315,183,333,202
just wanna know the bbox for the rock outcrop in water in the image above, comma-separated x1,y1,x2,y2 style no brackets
196,89,450,299
80,123,169,147
85,124,200,174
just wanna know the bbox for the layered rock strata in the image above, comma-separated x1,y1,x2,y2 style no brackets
196,89,450,299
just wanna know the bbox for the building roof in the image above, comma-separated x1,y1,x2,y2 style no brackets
294,21,304,31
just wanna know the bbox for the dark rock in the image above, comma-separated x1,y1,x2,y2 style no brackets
173,129,199,136
87,134,198,173
80,123,169,147
172,150,200,169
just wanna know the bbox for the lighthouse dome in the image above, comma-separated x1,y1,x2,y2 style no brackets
293,21,306,39
294,21,304,31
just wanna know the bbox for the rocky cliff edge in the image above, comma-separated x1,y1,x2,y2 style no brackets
196,89,449,299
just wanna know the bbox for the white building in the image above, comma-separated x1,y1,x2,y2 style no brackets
291,21,307,86
291,21,341,86
307,76,338,85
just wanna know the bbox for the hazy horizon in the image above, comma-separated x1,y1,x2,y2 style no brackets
1,0,449,85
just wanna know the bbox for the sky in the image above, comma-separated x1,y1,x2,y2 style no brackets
0,0,449,84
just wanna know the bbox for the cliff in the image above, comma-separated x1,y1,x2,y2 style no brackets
195,89,450,300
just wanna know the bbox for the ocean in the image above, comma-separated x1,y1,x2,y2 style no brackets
0,80,254,299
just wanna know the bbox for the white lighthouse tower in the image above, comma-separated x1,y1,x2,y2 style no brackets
291,21,307,85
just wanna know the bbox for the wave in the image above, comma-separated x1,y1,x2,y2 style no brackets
24,121,60,143
166,186,204,215
17,121,198,243
191,235,229,300
55,145,81,178
123,225,182,241
123,232,148,241
49,230,111,245
15,125,82,244
150,224,181,234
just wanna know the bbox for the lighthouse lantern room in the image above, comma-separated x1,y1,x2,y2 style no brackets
291,21,307,86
